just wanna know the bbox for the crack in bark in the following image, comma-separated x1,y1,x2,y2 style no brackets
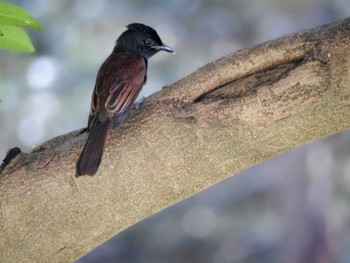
194,59,304,103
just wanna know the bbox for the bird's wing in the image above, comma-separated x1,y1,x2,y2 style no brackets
105,79,143,113
106,53,147,130
106,79,144,130
88,52,146,130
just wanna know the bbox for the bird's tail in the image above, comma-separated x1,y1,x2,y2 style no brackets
76,119,110,176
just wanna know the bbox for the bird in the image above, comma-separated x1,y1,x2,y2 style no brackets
76,23,174,176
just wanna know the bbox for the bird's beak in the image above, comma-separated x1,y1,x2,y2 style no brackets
154,44,175,53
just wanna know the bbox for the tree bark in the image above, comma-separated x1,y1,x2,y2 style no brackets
1,17,349,262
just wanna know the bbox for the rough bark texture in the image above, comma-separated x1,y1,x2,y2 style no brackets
1,18,349,262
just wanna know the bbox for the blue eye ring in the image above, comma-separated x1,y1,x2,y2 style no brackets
145,38,154,47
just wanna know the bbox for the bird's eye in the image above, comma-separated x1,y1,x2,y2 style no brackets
145,38,154,47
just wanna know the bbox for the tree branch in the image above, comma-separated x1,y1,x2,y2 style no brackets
1,17,349,262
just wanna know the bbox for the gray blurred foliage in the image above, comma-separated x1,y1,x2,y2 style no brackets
0,0,349,262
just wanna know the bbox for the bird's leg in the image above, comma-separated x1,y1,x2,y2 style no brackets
135,96,146,109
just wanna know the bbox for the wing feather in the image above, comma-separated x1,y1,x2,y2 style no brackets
88,52,147,130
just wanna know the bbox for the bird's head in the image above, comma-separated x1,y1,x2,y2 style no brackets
115,23,174,59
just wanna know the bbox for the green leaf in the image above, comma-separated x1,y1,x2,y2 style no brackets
0,2,42,30
0,25,35,52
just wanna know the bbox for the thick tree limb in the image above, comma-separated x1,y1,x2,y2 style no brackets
1,18,349,262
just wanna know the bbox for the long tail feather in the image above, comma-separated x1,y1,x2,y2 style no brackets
76,120,110,176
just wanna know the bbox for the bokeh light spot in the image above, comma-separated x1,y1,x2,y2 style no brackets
182,206,217,238
17,116,45,147
26,56,59,90
306,142,333,178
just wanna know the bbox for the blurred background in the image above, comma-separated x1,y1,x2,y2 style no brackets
1,0,349,262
